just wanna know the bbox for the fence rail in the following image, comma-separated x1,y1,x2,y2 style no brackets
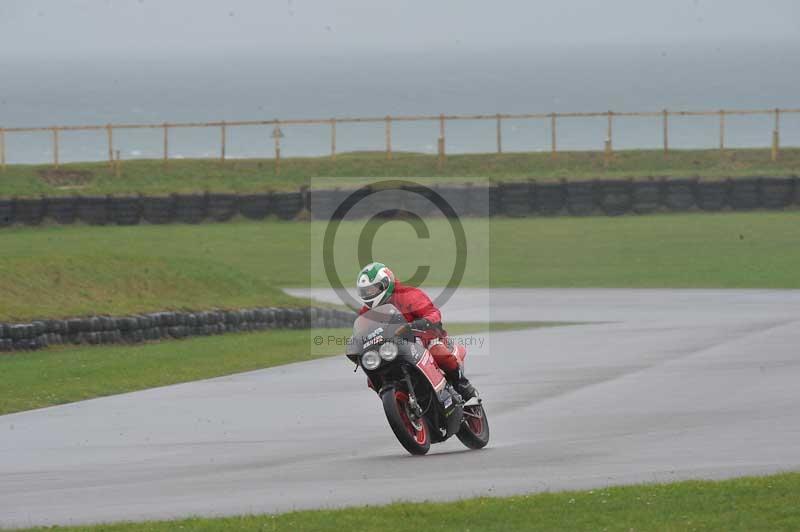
1,107,798,171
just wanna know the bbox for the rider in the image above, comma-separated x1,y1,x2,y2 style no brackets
355,262,476,400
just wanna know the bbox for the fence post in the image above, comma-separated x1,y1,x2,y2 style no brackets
114,149,121,178
274,120,281,176
106,124,114,168
662,109,669,156
719,110,725,152
330,119,337,161
162,123,169,167
52,127,60,168
550,113,557,159
385,115,392,161
772,108,780,161
603,111,613,168
220,121,227,163
438,113,446,170
0,128,5,172
496,113,502,154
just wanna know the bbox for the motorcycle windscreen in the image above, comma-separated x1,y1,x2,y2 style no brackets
346,303,407,356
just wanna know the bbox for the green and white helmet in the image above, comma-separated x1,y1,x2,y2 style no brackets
356,262,395,308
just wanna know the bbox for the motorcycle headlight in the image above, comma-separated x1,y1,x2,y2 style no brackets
379,342,398,361
361,350,381,370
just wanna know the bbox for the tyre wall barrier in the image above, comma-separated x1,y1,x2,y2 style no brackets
174,194,208,224
239,193,273,220
207,193,238,222
0,307,357,353
456,184,492,218
0,178,797,228
48,196,79,224
496,181,534,217
534,182,566,215
631,179,662,214
398,185,439,218
728,178,760,210
565,181,595,216
77,195,110,225
142,195,174,224
273,191,305,220
310,188,351,220
0,199,14,227
760,177,794,209
15,197,47,225
697,181,729,211
595,179,633,216
662,178,697,211
795,178,800,206
309,184,490,220
111,196,142,225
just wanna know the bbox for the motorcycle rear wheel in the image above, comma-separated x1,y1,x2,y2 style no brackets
381,388,431,455
456,403,490,449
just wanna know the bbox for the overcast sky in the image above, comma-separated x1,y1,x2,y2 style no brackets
1,0,799,59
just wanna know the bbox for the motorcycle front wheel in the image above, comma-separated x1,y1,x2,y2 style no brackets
381,387,431,455
456,403,490,449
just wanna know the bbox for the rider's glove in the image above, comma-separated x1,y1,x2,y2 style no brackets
410,318,433,332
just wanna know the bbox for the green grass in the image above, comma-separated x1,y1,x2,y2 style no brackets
14,472,800,531
0,221,311,321
1,148,799,197
0,321,550,415
1,212,799,322
491,211,800,289
0,328,332,415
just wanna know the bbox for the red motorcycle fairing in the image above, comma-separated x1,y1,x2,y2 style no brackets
365,347,448,397
416,348,446,393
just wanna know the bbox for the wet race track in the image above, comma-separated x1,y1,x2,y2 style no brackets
2,289,800,527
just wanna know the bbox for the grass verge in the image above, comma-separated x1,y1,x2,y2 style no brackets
1,212,798,322
14,471,800,531
1,148,799,197
0,321,552,416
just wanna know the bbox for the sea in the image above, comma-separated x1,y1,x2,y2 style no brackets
1,42,799,164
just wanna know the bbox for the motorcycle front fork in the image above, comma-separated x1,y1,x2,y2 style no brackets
401,366,424,418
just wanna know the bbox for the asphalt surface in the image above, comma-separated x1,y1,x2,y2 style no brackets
2,289,800,528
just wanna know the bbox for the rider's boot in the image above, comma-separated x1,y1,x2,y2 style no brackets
445,367,477,401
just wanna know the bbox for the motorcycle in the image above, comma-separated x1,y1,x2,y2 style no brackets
346,303,490,455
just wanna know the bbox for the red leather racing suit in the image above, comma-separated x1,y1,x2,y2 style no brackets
358,281,461,372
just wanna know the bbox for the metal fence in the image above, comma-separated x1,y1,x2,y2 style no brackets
1,107,798,172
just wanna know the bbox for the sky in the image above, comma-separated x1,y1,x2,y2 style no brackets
0,1,798,157
1,0,799,59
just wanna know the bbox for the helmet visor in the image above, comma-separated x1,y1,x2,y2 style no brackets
358,279,387,301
